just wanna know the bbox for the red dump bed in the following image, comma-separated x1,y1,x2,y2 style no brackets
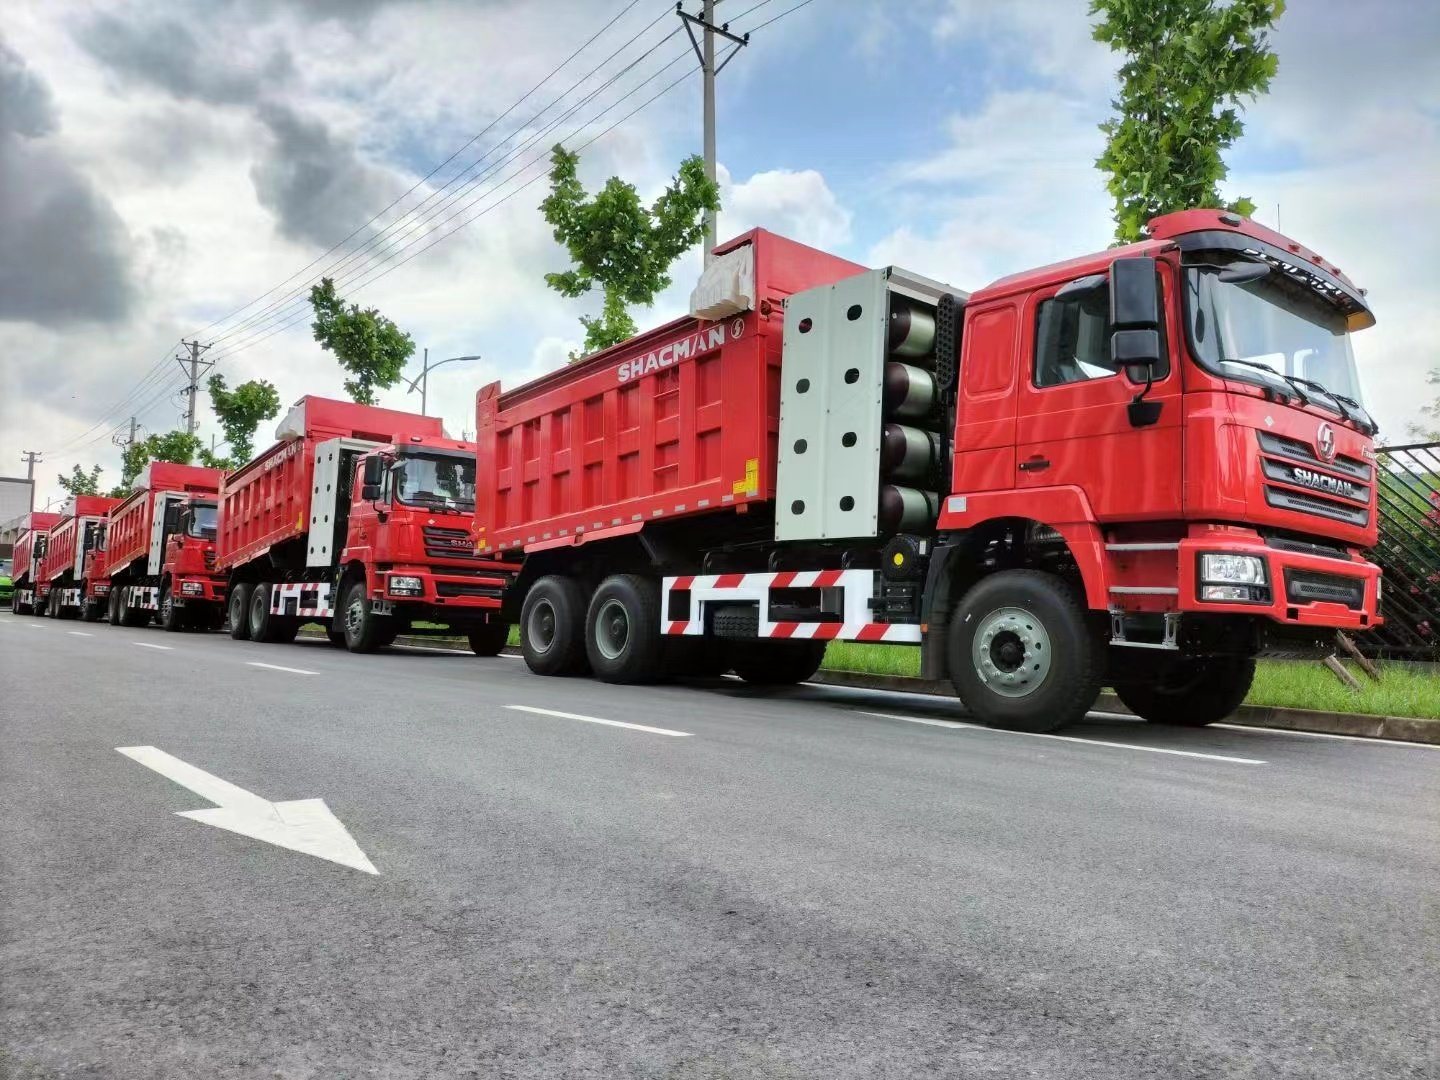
217,396,444,571
106,462,223,577
39,495,120,583
475,230,864,553
12,512,61,582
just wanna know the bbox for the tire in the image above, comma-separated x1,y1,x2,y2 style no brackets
108,588,123,626
160,587,184,632
341,579,387,653
81,596,104,622
1113,655,1256,727
228,584,253,640
47,591,59,619
520,575,589,676
730,639,826,686
947,569,1100,733
248,582,279,643
467,621,509,657
325,626,347,648
584,574,662,684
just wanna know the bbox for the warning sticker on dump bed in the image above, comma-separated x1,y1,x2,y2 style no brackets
615,320,739,384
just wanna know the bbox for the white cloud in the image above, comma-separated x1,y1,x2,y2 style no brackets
718,164,852,250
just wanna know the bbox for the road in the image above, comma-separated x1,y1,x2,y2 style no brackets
1,610,1436,1079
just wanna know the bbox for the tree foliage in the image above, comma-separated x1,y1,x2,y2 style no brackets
1090,0,1284,243
110,430,202,496
541,145,721,357
206,373,281,466
309,277,416,405
58,463,103,497
1410,367,1440,442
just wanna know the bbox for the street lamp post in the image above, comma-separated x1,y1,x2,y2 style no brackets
404,349,480,417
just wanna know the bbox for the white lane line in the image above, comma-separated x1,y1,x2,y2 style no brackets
504,704,692,738
133,642,173,651
247,661,319,676
67,631,94,637
859,710,1265,764
1214,722,1440,750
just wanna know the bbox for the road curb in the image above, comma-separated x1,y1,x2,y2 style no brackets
297,632,1438,746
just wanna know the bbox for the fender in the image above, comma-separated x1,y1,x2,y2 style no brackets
936,485,1112,610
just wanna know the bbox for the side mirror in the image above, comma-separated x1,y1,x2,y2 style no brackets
361,483,382,502
1110,256,1159,329
361,456,384,487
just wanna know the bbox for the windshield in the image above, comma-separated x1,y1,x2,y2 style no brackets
392,453,475,513
1187,263,1366,408
187,504,218,539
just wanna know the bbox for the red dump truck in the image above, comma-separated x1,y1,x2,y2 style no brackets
217,396,511,653
476,218,1382,732
38,494,121,620
103,461,225,631
8,511,61,615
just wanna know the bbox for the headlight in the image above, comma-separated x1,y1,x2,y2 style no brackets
181,581,203,596
1200,553,1267,585
388,574,423,596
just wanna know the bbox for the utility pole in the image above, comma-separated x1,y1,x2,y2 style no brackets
112,417,140,451
176,339,214,436
678,1,749,263
20,451,42,511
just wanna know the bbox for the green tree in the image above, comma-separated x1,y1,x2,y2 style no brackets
309,277,415,405
1090,0,1285,243
541,145,720,357
1409,367,1440,441
206,373,281,466
57,463,103,497
110,430,203,496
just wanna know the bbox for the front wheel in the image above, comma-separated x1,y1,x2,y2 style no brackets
947,569,1100,733
467,621,509,657
584,574,662,684
1113,656,1256,727
227,584,253,640
341,579,387,653
160,587,184,632
81,596,104,623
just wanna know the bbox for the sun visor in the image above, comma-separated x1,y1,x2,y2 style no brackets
689,243,755,320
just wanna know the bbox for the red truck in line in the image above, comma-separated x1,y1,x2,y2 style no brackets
216,396,511,653
8,511,62,615
37,494,121,620
103,461,226,631
474,216,1382,732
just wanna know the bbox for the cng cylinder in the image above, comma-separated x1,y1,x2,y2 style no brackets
888,300,936,361
880,423,940,484
883,362,936,421
878,486,940,534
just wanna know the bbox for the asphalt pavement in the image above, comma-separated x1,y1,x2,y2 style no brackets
1,609,1436,1079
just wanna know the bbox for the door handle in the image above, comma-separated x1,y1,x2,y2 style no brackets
1019,456,1051,473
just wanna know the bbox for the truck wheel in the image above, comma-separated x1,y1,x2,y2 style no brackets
1114,656,1256,727
947,569,1099,733
325,625,347,648
468,621,509,657
81,597,104,623
341,579,387,653
107,588,123,626
248,583,280,642
160,587,184,632
731,640,826,686
228,584,253,640
520,575,588,675
584,574,662,684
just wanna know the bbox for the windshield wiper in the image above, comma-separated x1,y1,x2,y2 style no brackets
1219,358,1300,401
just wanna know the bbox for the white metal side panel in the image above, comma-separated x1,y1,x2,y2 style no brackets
148,492,178,575
775,269,887,541
307,437,381,568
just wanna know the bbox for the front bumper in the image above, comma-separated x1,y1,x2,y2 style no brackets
374,567,507,611
174,576,226,604
1177,534,1380,630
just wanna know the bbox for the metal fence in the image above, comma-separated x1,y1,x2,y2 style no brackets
1366,442,1440,660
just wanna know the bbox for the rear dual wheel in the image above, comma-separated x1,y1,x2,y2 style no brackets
248,583,299,644
520,575,589,676
585,575,663,684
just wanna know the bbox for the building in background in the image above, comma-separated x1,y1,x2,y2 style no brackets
0,476,37,558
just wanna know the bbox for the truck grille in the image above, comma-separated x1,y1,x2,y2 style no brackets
203,550,216,570
423,525,482,561
435,580,506,600
1258,432,1371,528
1283,569,1364,610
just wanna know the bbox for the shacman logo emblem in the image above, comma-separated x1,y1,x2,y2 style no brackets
615,321,736,384
1316,422,1336,462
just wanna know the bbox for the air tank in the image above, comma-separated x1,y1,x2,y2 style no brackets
878,485,939,534
888,300,936,360
883,362,936,421
880,423,940,483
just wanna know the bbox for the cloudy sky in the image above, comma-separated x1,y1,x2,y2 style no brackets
2,0,1436,508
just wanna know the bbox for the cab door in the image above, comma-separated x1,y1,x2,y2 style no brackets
1013,261,1184,523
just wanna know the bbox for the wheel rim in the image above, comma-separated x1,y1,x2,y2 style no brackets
162,595,172,622
972,605,1051,698
231,592,244,624
346,594,365,635
594,598,630,661
527,598,557,654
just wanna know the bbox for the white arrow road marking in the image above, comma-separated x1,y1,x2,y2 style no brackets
858,711,1265,764
504,705,692,737
116,746,378,874
133,641,172,651
248,662,319,675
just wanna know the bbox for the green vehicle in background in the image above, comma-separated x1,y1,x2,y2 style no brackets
0,558,13,606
